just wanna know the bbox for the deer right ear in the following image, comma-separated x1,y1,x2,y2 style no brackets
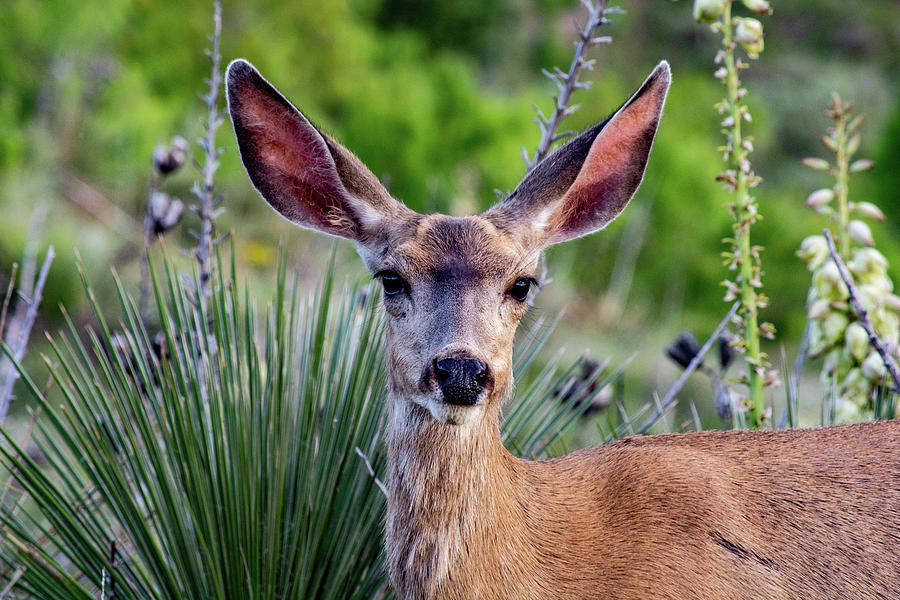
226,59,407,242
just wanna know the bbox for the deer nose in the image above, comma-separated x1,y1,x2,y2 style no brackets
434,357,490,406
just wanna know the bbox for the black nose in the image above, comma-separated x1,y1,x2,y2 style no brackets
434,357,489,406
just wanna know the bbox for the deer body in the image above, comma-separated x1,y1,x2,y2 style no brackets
226,58,900,599
387,410,900,599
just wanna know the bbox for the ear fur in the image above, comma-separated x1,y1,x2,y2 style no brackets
226,59,405,242
486,61,671,246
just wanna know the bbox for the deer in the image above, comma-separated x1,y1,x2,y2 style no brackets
225,58,900,599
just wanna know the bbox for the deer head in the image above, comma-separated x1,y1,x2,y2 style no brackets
226,59,669,433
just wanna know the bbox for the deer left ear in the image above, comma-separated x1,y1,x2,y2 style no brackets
486,61,670,246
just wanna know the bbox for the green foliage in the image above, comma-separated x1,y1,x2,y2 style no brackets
1,251,388,599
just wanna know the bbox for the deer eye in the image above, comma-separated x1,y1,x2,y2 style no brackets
377,270,408,296
508,277,535,303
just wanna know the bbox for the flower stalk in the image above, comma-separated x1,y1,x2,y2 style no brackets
704,0,774,428
798,95,899,420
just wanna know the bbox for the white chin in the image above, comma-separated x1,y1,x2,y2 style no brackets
423,397,483,426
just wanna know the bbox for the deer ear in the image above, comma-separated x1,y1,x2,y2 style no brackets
226,59,406,242
486,61,670,246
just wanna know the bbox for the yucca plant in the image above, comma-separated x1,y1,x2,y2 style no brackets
1,248,389,599
0,243,616,599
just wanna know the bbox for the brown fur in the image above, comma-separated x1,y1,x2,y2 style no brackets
387,411,900,599
226,58,900,599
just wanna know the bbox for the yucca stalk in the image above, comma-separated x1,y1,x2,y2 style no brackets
798,95,900,421
695,0,774,428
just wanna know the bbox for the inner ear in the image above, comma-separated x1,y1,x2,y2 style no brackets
484,61,671,247
226,59,404,243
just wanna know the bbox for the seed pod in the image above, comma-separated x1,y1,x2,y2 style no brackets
848,220,874,246
861,352,886,382
152,136,189,175
666,332,702,369
148,191,185,235
823,349,841,377
872,310,900,345
806,188,834,208
693,0,726,23
821,347,850,381
856,285,884,313
797,235,829,270
845,322,869,362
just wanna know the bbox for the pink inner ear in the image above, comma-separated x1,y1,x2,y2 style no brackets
547,80,665,243
239,87,359,236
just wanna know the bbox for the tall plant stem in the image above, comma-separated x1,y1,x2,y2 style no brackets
833,113,851,258
193,0,224,310
523,0,620,170
721,1,764,425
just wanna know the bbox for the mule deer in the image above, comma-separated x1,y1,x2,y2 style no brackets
226,59,900,599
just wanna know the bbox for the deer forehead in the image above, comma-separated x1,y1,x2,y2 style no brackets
383,214,536,285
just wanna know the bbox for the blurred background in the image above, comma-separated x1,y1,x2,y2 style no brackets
1,0,898,426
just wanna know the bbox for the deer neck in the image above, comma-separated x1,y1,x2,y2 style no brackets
384,396,533,598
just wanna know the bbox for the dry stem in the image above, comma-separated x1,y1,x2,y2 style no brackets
823,228,900,392
523,0,621,170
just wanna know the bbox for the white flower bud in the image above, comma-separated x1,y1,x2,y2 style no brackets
885,294,900,313
848,247,888,278
808,320,828,357
802,157,831,171
850,159,876,173
841,368,870,399
848,220,874,246
861,352,886,382
148,191,184,235
845,322,869,362
833,398,861,424
822,310,850,346
693,0,725,23
852,201,885,222
806,188,834,208
734,18,764,55
741,0,772,14
797,235,829,270
807,298,830,320
814,262,849,302
152,136,189,175
823,348,852,379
